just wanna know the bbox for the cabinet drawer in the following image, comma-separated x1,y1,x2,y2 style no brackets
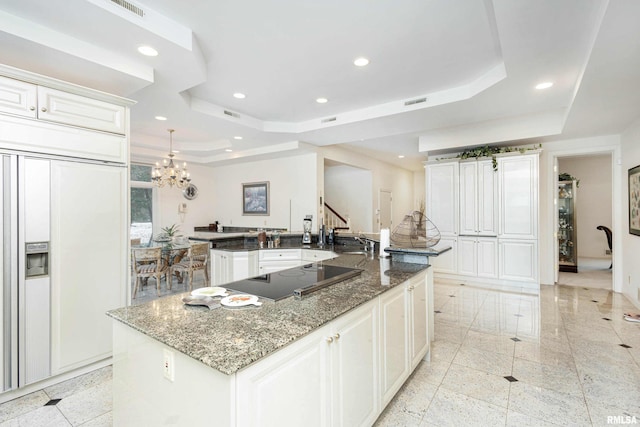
301,250,336,262
259,249,301,261
0,76,37,118
37,86,126,134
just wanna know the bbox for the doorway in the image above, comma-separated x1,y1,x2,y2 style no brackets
555,154,613,289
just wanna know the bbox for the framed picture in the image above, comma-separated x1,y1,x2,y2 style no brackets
243,181,270,216
629,165,640,236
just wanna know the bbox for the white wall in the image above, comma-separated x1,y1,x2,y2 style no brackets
621,117,640,309
318,146,416,233
413,169,426,211
154,163,216,237
324,165,372,233
539,136,622,288
558,155,612,259
210,153,318,232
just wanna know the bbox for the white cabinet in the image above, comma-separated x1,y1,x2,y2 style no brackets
426,161,458,236
232,251,259,281
236,301,379,427
498,154,538,240
0,76,37,118
408,273,429,370
0,76,125,134
458,236,497,279
459,160,496,236
37,86,126,134
379,272,429,407
427,152,539,289
210,250,233,286
499,239,537,283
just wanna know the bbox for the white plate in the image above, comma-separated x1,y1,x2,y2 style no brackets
191,287,228,297
220,294,262,307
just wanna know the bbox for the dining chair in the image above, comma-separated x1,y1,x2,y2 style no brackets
131,247,168,298
170,242,210,291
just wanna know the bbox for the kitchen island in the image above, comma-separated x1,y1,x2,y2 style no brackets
108,247,440,426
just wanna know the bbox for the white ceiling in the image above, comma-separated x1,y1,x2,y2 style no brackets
1,0,639,171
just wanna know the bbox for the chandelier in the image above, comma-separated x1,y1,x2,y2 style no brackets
151,129,191,188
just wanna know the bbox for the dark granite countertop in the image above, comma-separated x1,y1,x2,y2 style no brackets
107,247,428,375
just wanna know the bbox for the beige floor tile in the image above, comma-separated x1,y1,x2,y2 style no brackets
512,357,582,396
0,406,71,427
460,329,516,356
508,381,590,425
439,363,510,408
424,388,507,427
56,381,112,426
513,340,576,369
78,411,112,427
506,409,564,427
429,340,460,364
44,366,112,400
452,345,513,376
0,391,50,423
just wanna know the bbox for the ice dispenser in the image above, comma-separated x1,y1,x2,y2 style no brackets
25,242,49,277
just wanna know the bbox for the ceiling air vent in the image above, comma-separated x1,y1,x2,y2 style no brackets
223,110,241,119
110,0,145,17
321,117,337,124
404,97,427,106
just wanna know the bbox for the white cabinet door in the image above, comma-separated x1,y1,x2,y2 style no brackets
379,285,409,407
477,160,497,236
426,162,458,236
431,237,457,274
330,302,379,427
37,86,126,134
210,250,232,286
457,237,477,276
498,154,538,239
499,239,537,282
408,274,428,370
50,161,126,375
0,76,37,118
259,260,302,275
236,324,332,427
459,162,477,236
259,249,302,261
477,237,498,278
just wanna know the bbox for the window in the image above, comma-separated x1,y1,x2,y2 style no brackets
130,164,155,246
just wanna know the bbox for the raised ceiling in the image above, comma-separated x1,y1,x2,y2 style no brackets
1,0,639,171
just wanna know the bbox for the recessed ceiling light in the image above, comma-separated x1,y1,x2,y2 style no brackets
155,116,167,121
225,149,233,152
233,136,243,140
137,45,158,57
354,57,369,67
398,155,405,159
233,93,246,99
535,82,553,90
316,97,328,104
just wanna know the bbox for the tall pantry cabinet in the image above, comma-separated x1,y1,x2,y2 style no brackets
426,152,539,290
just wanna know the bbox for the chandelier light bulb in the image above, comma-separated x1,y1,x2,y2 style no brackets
151,129,193,189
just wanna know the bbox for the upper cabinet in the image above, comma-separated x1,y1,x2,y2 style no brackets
0,71,131,163
0,76,125,135
426,161,458,236
497,154,539,240
459,160,497,236
0,76,37,118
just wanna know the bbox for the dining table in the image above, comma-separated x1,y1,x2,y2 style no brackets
133,239,192,285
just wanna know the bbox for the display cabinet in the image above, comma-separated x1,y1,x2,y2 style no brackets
558,180,578,272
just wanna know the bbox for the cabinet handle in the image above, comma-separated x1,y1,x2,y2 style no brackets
41,107,47,112
326,336,333,343
334,333,340,340
29,106,36,111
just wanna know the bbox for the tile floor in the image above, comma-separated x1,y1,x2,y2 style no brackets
1,277,639,426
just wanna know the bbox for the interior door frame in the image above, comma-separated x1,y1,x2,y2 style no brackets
546,145,621,292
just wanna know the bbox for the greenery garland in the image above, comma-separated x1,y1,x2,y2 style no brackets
440,144,541,170
559,172,580,188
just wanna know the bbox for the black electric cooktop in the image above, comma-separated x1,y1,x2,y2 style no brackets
225,264,362,301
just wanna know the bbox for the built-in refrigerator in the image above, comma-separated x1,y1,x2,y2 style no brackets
1,152,126,393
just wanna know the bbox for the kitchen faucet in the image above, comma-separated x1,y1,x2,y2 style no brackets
354,235,377,251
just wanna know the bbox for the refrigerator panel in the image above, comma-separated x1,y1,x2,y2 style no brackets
23,275,50,385
1,155,18,393
22,158,50,243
